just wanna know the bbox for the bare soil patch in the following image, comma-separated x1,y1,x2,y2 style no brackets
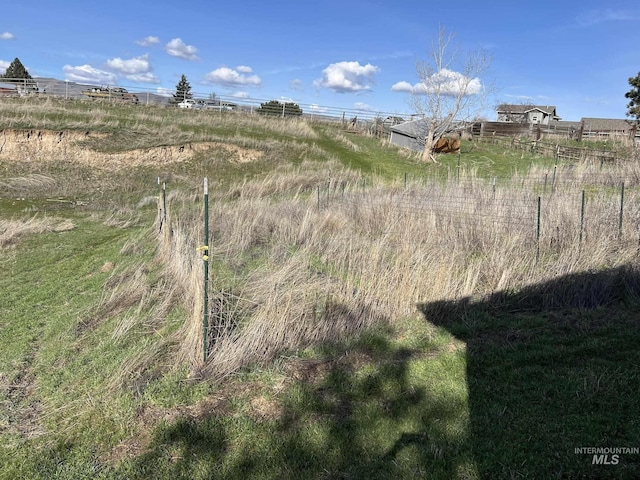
0,129,263,169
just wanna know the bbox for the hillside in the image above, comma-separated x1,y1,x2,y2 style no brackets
1,96,639,479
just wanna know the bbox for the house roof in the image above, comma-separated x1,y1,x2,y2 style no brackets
389,118,464,139
497,104,558,115
580,118,632,131
550,120,581,128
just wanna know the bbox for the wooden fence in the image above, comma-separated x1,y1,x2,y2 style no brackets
476,136,619,163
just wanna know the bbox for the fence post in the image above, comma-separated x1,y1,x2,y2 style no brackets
162,181,167,225
157,177,161,229
579,190,585,249
619,182,625,239
536,196,541,264
202,178,210,362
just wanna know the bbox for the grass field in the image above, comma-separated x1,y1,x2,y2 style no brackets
1,96,639,479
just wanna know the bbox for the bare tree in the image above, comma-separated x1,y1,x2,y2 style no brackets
409,27,493,161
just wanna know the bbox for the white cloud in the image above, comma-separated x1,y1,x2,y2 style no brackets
504,94,534,101
0,32,14,40
205,66,261,87
155,87,173,97
314,61,379,93
165,38,198,60
105,54,159,84
576,9,640,27
290,79,303,90
309,104,328,113
392,69,483,96
0,60,9,74
63,64,117,84
231,91,250,98
354,102,375,111
126,72,160,84
136,35,160,46
390,81,414,93
106,54,150,75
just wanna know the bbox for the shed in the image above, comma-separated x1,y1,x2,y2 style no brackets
389,118,462,152
580,118,635,138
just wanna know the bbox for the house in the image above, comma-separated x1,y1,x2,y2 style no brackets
496,104,561,125
579,118,636,139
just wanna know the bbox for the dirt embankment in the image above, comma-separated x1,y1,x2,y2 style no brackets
0,129,263,169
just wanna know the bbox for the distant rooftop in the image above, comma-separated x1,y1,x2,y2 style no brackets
496,104,558,115
581,118,634,131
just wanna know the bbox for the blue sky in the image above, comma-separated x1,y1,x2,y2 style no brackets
1,0,639,121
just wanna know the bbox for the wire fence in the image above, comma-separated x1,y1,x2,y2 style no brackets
154,161,640,364
3,76,638,149
0,76,413,127
309,172,640,252
477,135,622,163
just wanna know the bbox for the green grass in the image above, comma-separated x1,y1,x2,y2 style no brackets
110,320,472,480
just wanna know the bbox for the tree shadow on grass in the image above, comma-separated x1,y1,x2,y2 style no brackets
122,302,475,479
420,264,640,479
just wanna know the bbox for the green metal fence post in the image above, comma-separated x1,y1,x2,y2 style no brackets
157,177,162,231
619,182,625,239
536,196,541,265
162,182,167,225
203,178,210,362
579,190,585,249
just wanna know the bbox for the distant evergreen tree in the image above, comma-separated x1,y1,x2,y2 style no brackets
625,71,640,121
2,57,32,81
172,74,192,103
256,100,303,117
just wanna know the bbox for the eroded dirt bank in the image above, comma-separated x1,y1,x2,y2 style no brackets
0,129,263,169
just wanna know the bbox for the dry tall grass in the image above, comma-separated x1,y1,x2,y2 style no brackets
0,97,319,145
0,216,75,248
153,158,640,380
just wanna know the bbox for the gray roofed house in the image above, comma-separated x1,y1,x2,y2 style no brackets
496,104,561,125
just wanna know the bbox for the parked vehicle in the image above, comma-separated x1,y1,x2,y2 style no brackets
178,99,198,109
